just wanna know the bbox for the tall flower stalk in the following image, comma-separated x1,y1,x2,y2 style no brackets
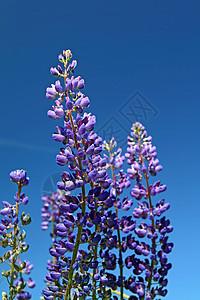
125,122,173,299
42,50,173,300
0,170,35,300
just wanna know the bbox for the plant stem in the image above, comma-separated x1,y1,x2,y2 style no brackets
92,182,98,300
9,185,21,300
64,222,84,299
51,200,57,300
138,139,156,297
64,111,86,300
108,150,124,300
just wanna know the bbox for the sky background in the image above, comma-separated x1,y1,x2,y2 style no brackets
0,0,200,298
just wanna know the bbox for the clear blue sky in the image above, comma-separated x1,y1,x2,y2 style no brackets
1,0,200,299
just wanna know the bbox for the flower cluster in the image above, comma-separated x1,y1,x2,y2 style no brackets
41,50,173,300
0,50,173,300
122,122,173,299
0,170,35,300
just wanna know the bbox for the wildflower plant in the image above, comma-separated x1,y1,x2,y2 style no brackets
41,50,173,300
0,49,173,300
0,170,35,300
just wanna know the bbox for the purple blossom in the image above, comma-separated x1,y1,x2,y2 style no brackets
10,170,29,186
42,51,173,300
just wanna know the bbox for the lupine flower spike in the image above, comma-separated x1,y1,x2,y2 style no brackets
42,50,173,300
0,170,35,300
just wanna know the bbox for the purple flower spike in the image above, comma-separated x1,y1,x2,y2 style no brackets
43,52,172,300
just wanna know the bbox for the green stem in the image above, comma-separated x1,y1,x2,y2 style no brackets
64,223,84,299
9,185,21,300
64,111,86,300
138,139,156,297
108,150,124,300
144,172,156,290
92,182,98,300
51,201,57,300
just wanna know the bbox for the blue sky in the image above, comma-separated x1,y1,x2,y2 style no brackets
1,0,200,298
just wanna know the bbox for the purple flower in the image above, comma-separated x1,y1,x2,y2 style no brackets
65,78,73,90
10,170,29,186
47,110,59,120
44,51,173,300
50,67,60,76
80,97,90,108
27,278,36,288
55,80,63,93
46,84,58,99
66,97,74,109
56,155,67,166
77,78,85,89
